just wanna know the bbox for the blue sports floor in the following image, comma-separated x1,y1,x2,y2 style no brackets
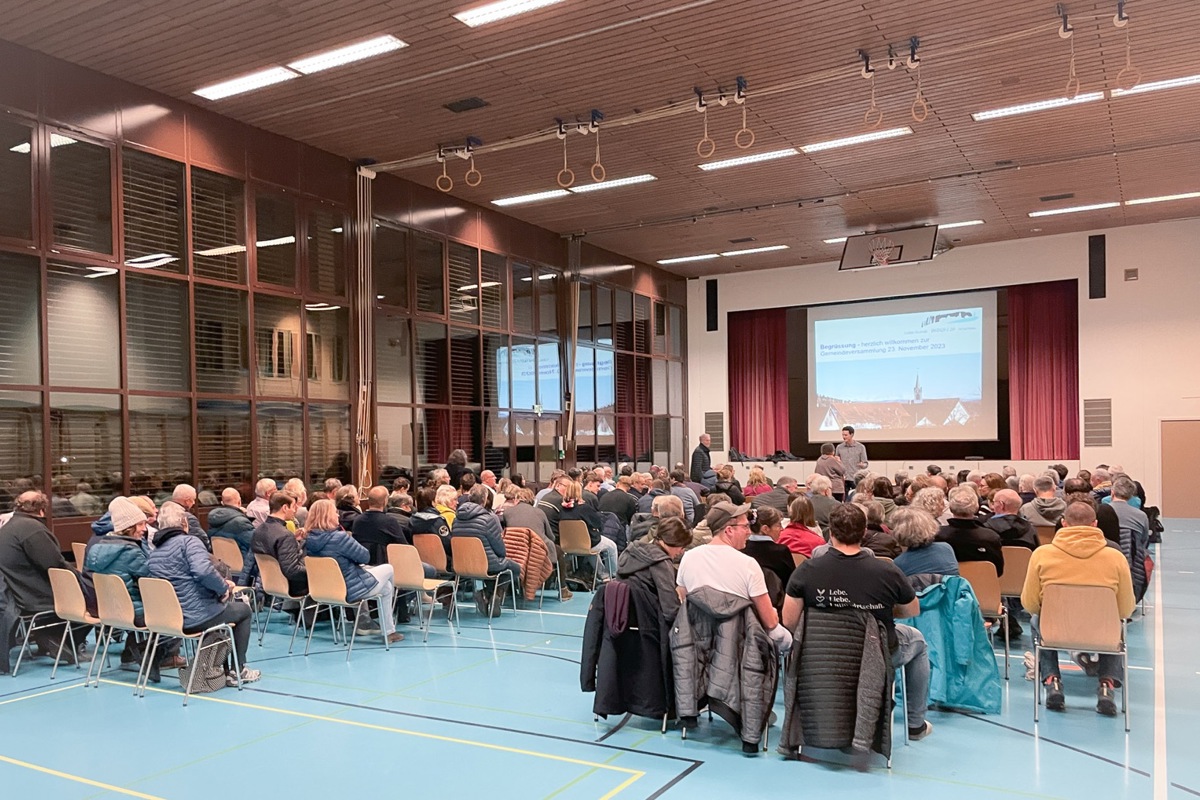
3,521,1198,800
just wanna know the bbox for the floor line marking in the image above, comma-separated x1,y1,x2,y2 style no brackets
0,754,166,800
0,683,82,706
543,750,631,800
1154,543,1167,800
104,680,643,775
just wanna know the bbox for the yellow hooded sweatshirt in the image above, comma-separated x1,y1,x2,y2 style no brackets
1020,525,1136,618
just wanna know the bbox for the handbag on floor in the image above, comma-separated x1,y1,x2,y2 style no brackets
178,632,232,693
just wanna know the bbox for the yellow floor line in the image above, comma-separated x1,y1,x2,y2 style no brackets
104,680,643,776
0,683,82,706
0,754,166,800
543,750,642,800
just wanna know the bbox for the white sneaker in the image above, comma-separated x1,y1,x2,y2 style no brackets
226,667,261,687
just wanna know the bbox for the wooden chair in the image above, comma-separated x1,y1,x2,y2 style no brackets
412,533,452,577
959,561,1009,679
791,552,809,567
72,542,87,570
91,572,152,691
211,537,259,636
303,556,393,661
1034,584,1129,731
387,543,455,643
999,547,1033,600
137,577,244,705
559,520,600,592
1035,525,1057,547
450,537,517,628
47,568,99,680
254,554,307,651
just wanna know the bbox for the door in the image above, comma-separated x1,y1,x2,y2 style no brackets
511,413,560,486
1161,420,1200,518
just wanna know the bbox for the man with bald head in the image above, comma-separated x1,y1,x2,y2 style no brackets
208,487,256,578
985,489,1038,551
351,485,411,566
172,483,210,548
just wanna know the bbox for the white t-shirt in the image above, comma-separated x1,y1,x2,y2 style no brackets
676,543,768,600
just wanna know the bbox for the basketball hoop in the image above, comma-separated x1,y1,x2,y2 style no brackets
868,235,896,266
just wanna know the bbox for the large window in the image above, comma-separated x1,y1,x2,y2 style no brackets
47,263,120,389
255,191,297,286
0,253,41,385
254,295,302,397
126,274,190,392
0,118,34,241
195,285,249,395
413,234,445,316
129,396,192,490
50,134,113,255
123,148,186,274
192,168,246,283
0,391,42,513
374,223,408,309
197,400,251,501
50,392,122,511
307,207,345,296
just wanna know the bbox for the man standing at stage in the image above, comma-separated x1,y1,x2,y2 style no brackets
835,426,868,478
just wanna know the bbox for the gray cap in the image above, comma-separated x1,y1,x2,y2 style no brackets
704,501,752,535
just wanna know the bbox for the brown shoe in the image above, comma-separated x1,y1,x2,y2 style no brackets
159,655,188,670
559,587,574,601
387,632,405,644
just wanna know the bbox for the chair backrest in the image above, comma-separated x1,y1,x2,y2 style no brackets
412,534,448,572
72,542,87,569
792,552,808,567
211,537,244,574
1040,584,1123,652
958,561,1002,615
48,568,88,623
450,536,491,580
305,556,349,605
559,519,593,555
93,572,137,628
1035,525,1057,547
255,554,297,599
138,577,187,636
999,546,1033,597
387,543,429,591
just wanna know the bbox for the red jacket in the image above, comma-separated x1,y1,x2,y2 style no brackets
777,524,824,557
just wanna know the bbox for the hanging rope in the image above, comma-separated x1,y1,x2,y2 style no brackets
1115,11,1141,91
735,98,755,148
696,101,715,158
864,72,882,128
1066,33,1080,99
911,61,929,121
436,152,453,192
464,154,482,187
557,127,575,188
591,124,606,182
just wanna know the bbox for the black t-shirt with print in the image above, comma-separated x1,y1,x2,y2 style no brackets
785,549,915,648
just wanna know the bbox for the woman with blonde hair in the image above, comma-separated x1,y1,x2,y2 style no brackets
742,466,771,498
303,499,402,643
561,480,618,580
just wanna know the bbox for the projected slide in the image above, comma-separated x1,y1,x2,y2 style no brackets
807,292,998,442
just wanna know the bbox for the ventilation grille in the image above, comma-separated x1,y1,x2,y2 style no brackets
1039,192,1075,203
704,412,724,452
1124,268,1139,282
444,97,489,113
1083,399,1113,447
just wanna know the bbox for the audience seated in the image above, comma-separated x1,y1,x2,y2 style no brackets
454,485,522,614
617,516,691,622
713,464,745,505
668,470,701,525
870,477,898,523
1020,475,1067,526
352,486,411,566
597,475,639,527
750,475,799,516
632,494,686,545
892,508,960,578
854,498,902,559
1021,501,1135,716
777,495,824,557
740,506,793,610
208,488,256,570
742,466,772,498
246,477,275,527
782,504,933,742
985,489,1038,551
936,486,1004,577
561,479,618,580
304,499,402,643
250,492,307,598
1108,476,1151,601
805,474,840,533
334,485,363,531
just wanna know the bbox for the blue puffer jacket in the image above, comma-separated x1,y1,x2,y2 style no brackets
451,502,507,573
84,534,151,616
207,506,255,557
148,527,228,628
91,512,114,537
908,574,1002,714
304,528,379,603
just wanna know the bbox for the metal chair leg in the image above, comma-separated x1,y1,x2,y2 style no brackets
50,622,76,680
1002,610,1010,680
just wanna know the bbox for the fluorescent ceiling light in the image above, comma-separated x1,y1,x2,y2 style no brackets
305,303,341,311
823,236,848,244
85,267,118,279
194,67,299,101
287,35,407,75
125,253,179,268
538,273,555,280
453,0,566,27
492,189,570,207
376,294,385,300
1124,191,1200,206
971,92,1104,121
195,244,247,257
568,174,657,193
458,281,502,291
331,227,343,233
657,254,720,265
800,127,913,154
256,236,296,248
719,245,790,257
1028,202,1120,218
697,148,798,171
9,133,77,154
1112,73,1200,97
937,219,985,229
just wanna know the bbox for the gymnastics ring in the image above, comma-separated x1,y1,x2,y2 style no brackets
557,168,576,188
734,128,756,149
464,167,482,187
436,174,454,192
1066,75,1080,100
590,162,606,182
864,106,884,129
696,137,716,158
911,95,929,123
1116,66,1141,92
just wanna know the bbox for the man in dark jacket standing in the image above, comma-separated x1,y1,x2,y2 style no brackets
689,433,712,486
0,491,91,660
251,492,307,597
936,486,1005,577
782,503,932,741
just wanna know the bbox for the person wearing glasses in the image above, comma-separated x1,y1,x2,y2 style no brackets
675,502,793,653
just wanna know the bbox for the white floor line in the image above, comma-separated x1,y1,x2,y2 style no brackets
526,609,589,619
1154,543,1167,800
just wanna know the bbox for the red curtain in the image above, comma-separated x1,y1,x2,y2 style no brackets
728,309,790,455
1008,280,1080,459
